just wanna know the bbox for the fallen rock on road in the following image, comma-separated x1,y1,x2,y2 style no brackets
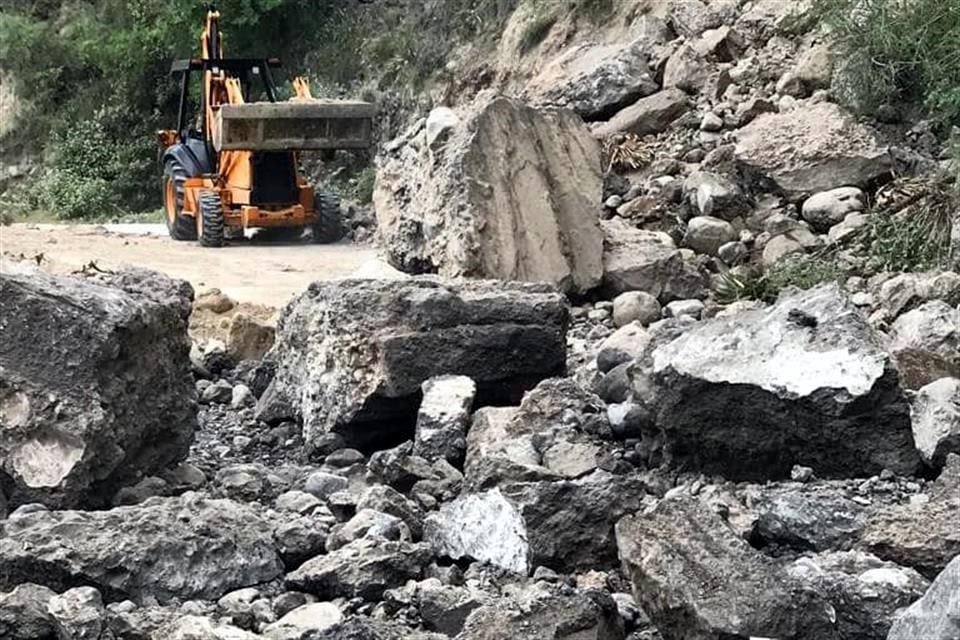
0,268,197,508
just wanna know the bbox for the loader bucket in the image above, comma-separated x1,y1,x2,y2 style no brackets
213,100,375,152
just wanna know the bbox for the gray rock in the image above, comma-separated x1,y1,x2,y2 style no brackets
356,484,425,539
0,494,283,603
699,112,723,132
662,44,708,93
617,496,837,640
663,299,705,319
862,455,960,578
651,285,920,480
683,216,737,256
231,383,254,408
375,97,603,294
612,292,661,328
415,579,487,636
828,212,869,244
669,0,725,37
0,583,56,639
527,38,662,120
887,554,960,640
597,322,648,373
162,615,258,640
762,234,805,266
304,471,349,500
735,102,890,198
0,269,196,508
275,490,324,515
413,375,476,464
593,89,690,137
48,587,106,640
464,378,609,490
717,240,747,265
683,171,751,220
911,377,960,467
425,107,460,150
263,603,344,640
258,278,568,450
458,585,625,640
802,187,865,232
285,538,430,601
787,551,928,640
202,379,234,405
501,471,648,574
889,300,960,362
601,219,706,301
746,482,868,551
327,509,410,551
424,488,530,574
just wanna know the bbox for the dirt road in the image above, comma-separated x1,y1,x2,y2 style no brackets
0,223,399,308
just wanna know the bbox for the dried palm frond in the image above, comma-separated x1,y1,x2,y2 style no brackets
602,133,654,172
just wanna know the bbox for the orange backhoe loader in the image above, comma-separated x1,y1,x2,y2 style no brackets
158,9,375,247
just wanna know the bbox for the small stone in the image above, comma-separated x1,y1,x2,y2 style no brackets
700,112,724,132
201,379,233,405
684,216,737,257
605,195,624,209
802,187,865,232
588,308,611,322
195,289,235,314
664,299,705,319
790,465,815,482
231,384,254,409
304,472,349,500
325,449,365,468
718,241,747,265
612,291,662,327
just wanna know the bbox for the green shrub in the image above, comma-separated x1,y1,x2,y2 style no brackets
814,0,960,123
717,255,842,304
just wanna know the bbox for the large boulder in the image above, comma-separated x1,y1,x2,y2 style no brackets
785,551,929,640
0,269,196,508
0,494,282,603
617,496,838,640
526,36,663,120
887,554,960,640
734,102,890,198
257,278,568,450
425,471,646,575
463,378,613,490
650,285,920,480
374,97,603,294
601,218,707,301
592,88,690,137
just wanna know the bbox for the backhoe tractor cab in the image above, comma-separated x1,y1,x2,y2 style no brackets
157,9,375,247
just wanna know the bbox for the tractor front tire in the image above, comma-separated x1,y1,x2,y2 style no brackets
311,192,343,244
163,158,198,241
199,191,225,248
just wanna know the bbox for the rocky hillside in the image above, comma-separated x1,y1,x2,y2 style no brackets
3,0,960,638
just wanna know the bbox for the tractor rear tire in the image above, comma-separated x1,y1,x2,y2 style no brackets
163,157,198,241
311,192,343,244
199,191,225,248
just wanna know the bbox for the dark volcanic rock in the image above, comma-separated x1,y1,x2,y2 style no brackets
0,494,282,603
650,285,920,480
0,269,196,508
257,278,568,451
